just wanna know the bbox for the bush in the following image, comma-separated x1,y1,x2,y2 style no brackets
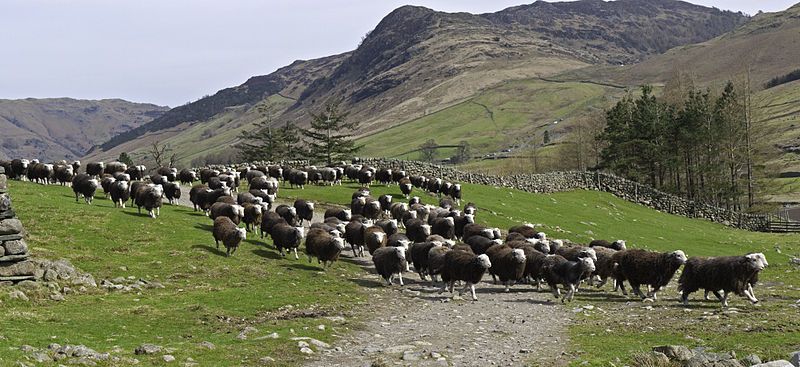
765,69,800,89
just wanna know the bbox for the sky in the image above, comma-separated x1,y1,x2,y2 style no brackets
0,0,796,107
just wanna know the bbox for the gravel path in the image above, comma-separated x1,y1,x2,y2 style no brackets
175,186,571,366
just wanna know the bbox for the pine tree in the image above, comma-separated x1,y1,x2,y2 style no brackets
118,152,134,166
301,101,362,165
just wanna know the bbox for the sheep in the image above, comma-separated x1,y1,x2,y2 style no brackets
100,175,116,198
305,228,346,269
508,224,538,239
344,220,366,257
103,161,127,175
361,198,382,222
427,245,450,282
357,168,374,187
555,245,597,263
134,184,164,218
318,167,337,185
427,178,442,195
364,226,387,255
207,176,226,190
410,175,427,188
29,163,54,184
378,194,393,214
267,166,283,180
350,196,367,216
430,216,455,240
541,255,596,302
218,173,238,192
589,239,627,251
376,168,392,185
548,239,563,254
324,208,351,221
387,233,412,251
399,177,413,198
272,223,305,259
678,253,767,307
275,204,300,226
126,165,145,181
439,251,492,301
112,172,130,182
461,203,475,216
260,211,286,238
179,169,197,185
369,218,395,236
210,202,245,225
246,169,265,183
409,196,421,206
310,221,343,236
409,203,430,222
465,235,502,255
249,176,278,193
372,246,407,286
390,202,410,222
241,203,263,232
197,187,232,214
236,192,260,206
426,234,454,247
507,241,548,288
405,218,432,243
449,184,462,204
485,245,527,291
213,216,247,257
71,173,99,204
289,169,309,189
54,164,74,186
591,246,619,289
199,168,219,184
162,181,182,205
248,189,276,210
109,180,131,208
409,241,440,280
293,199,315,225
86,162,104,177
453,214,475,239
452,242,474,254
612,249,687,300
189,184,209,211
462,223,497,241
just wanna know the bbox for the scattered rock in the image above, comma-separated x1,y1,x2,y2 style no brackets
198,341,215,350
742,355,763,366
8,290,28,301
654,345,695,361
310,339,330,349
49,293,65,301
162,354,175,362
300,347,314,355
134,344,163,355
751,361,794,367
258,356,276,364
790,351,800,367
402,351,422,361
237,326,259,340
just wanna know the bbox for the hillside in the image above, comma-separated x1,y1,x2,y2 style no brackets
0,98,167,162
86,0,746,165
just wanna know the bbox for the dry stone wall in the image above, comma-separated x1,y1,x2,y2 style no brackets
358,158,770,232
0,166,39,283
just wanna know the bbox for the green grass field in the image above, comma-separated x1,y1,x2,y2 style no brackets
4,180,800,366
357,79,619,159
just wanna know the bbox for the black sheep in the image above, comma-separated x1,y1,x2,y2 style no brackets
86,162,104,177
275,204,299,226
109,180,131,208
542,255,596,302
271,223,305,259
439,251,492,301
209,202,244,225
134,184,164,218
399,177,413,198
465,235,502,255
374,219,399,237
431,216,455,240
179,169,197,185
378,194,393,213
678,253,767,307
612,249,687,300
410,241,441,280
485,245,527,291
427,246,450,282
364,226,387,255
324,208,351,221
289,169,309,189
305,228,346,269
213,216,247,257
405,218,431,243
242,203,263,232
260,211,286,238
344,220,366,257
71,173,99,204
162,181,181,205
589,239,627,251
372,247,407,286
361,198,382,221
293,199,315,225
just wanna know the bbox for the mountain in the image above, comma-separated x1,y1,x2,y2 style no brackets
87,0,747,165
0,98,168,162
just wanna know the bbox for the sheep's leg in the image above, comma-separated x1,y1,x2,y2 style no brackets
308,255,313,263
747,283,758,301
550,284,560,299
491,274,498,284
504,281,511,293
744,287,759,304
721,291,730,307
712,290,723,300
595,276,607,289
226,248,231,257
564,283,576,303
398,272,404,286
215,240,219,249
704,290,711,300
156,207,160,217
293,248,299,260
681,291,690,306
230,247,237,256
279,248,285,257
386,275,394,286
470,283,478,301
418,271,427,281
618,281,628,296
405,262,410,272
438,283,448,294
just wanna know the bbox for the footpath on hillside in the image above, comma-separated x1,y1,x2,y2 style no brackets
176,186,571,366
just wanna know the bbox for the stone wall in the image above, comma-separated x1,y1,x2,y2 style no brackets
0,166,39,284
358,158,770,232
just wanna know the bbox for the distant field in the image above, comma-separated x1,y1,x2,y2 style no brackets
357,79,621,159
5,179,800,366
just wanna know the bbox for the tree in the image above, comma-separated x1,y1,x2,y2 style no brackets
118,152,134,166
543,130,551,144
301,100,362,165
238,103,302,162
147,140,172,167
451,141,471,164
419,139,437,162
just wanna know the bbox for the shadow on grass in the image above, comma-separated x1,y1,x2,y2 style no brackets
121,210,151,218
191,244,227,257
348,277,386,289
252,248,282,260
194,223,214,231
283,263,323,272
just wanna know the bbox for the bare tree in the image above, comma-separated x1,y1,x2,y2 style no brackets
148,140,172,167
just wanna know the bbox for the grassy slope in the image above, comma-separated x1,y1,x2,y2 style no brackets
5,180,800,365
2,181,367,366
357,79,621,159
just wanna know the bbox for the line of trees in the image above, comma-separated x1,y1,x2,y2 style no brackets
236,100,362,165
598,79,761,210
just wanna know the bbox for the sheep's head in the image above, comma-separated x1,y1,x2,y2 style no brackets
335,223,346,233
465,214,475,224
512,249,526,264
407,211,418,219
534,240,550,254
388,219,398,230
614,240,627,250
237,228,247,241
491,239,504,246
396,246,407,260
356,196,367,205
369,201,380,210
402,183,412,191
253,205,263,214
384,194,393,203
421,224,431,236
477,254,492,269
481,228,494,238
233,205,245,218
222,187,232,196
670,250,688,264
266,194,276,203
464,206,476,215
443,239,456,248
524,223,535,228
294,227,305,239
444,217,455,226
119,174,130,181
98,162,105,169
119,181,129,191
492,228,501,239
333,237,345,250
580,257,596,273
536,232,547,240
409,196,420,205
551,239,564,247
580,248,598,262
745,253,768,270
397,239,411,250
88,179,99,189
307,202,315,211
288,207,297,216
374,232,386,244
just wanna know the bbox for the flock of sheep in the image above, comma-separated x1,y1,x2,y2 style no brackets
0,158,769,307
